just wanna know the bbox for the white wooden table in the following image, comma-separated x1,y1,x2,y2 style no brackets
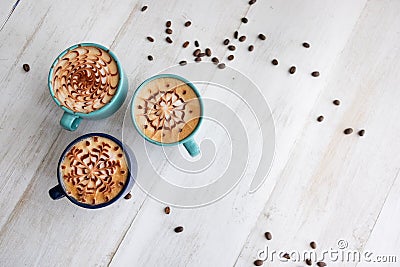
1,0,399,266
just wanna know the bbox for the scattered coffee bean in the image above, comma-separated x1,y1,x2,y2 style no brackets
234,31,239,39
147,36,154,42
193,49,201,57
254,260,263,266
217,63,226,69
311,71,320,77
317,262,327,267
228,45,236,51
174,226,184,233
258,33,266,40
211,57,219,64
179,60,187,66
271,59,278,65
198,52,206,57
164,206,170,214
282,253,290,259
317,115,324,122
310,241,317,249
184,21,191,27
22,64,30,72
333,99,341,106
182,41,189,48
241,17,248,23
289,66,296,74
141,5,148,12
147,55,153,61
303,42,310,48
227,55,234,61
166,37,173,43
223,39,230,45
249,0,257,5
205,48,212,57
166,28,173,34
194,40,199,47
124,193,132,199
166,20,171,27
195,57,201,62
344,128,353,135
358,129,365,136
264,232,272,240
305,259,312,266
248,45,254,52
239,36,246,42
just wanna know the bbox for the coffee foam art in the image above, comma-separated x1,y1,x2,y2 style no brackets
52,46,119,113
60,136,128,205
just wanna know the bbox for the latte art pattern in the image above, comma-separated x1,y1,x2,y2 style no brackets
61,136,128,205
52,46,119,113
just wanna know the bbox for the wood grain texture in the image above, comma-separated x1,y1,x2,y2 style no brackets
0,0,399,266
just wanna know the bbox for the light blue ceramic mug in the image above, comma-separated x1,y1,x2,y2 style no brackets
130,74,203,157
48,43,128,131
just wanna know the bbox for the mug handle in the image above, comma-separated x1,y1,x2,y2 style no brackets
60,112,82,131
49,184,65,200
183,138,200,157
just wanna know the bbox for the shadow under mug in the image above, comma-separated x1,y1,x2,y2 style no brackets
48,133,137,209
48,43,128,131
130,74,203,157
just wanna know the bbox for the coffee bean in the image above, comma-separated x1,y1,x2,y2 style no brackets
183,41,189,48
249,0,257,5
303,42,310,48
311,71,320,77
258,33,266,40
141,5,148,12
248,45,254,52
205,48,212,57
234,31,239,39
317,262,327,267
289,66,296,74
333,99,340,106
147,55,153,61
264,232,272,240
166,37,173,43
166,21,171,27
344,128,353,135
217,63,226,69
211,57,219,64
228,45,236,51
271,59,278,65
282,253,290,259
124,193,132,199
198,52,206,57
193,49,201,57
223,39,230,45
195,57,201,62
166,28,173,34
317,115,324,122
194,40,199,47
310,241,317,249
241,17,248,23
164,206,170,214
179,60,187,66
184,21,191,27
254,260,263,266
174,226,184,233
147,36,154,42
239,36,246,42
227,55,234,61
358,129,365,136
305,259,312,266
22,64,30,72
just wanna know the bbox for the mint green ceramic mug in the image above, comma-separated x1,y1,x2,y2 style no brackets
131,74,203,157
48,43,128,131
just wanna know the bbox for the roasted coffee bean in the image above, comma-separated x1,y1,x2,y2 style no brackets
217,63,226,69
333,99,341,105
317,262,327,267
179,60,187,66
305,259,312,266
310,241,317,249
282,253,290,259
174,226,184,233
311,71,320,77
147,55,153,61
303,42,310,48
289,66,296,74
271,59,278,65
166,37,173,43
193,49,201,57
239,36,246,42
23,64,30,72
205,48,212,57
317,115,324,122
254,259,263,266
184,21,191,27
258,33,266,40
182,41,189,48
248,45,254,52
194,40,199,47
234,31,239,39
223,39,230,45
241,17,248,23
227,55,234,61
141,5,148,12
211,57,219,64
166,28,173,34
195,57,201,62
264,232,272,240
198,52,206,57
358,129,365,136
164,206,170,214
166,20,171,27
249,0,257,5
124,193,132,199
228,45,236,51
344,128,353,135
147,36,154,42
